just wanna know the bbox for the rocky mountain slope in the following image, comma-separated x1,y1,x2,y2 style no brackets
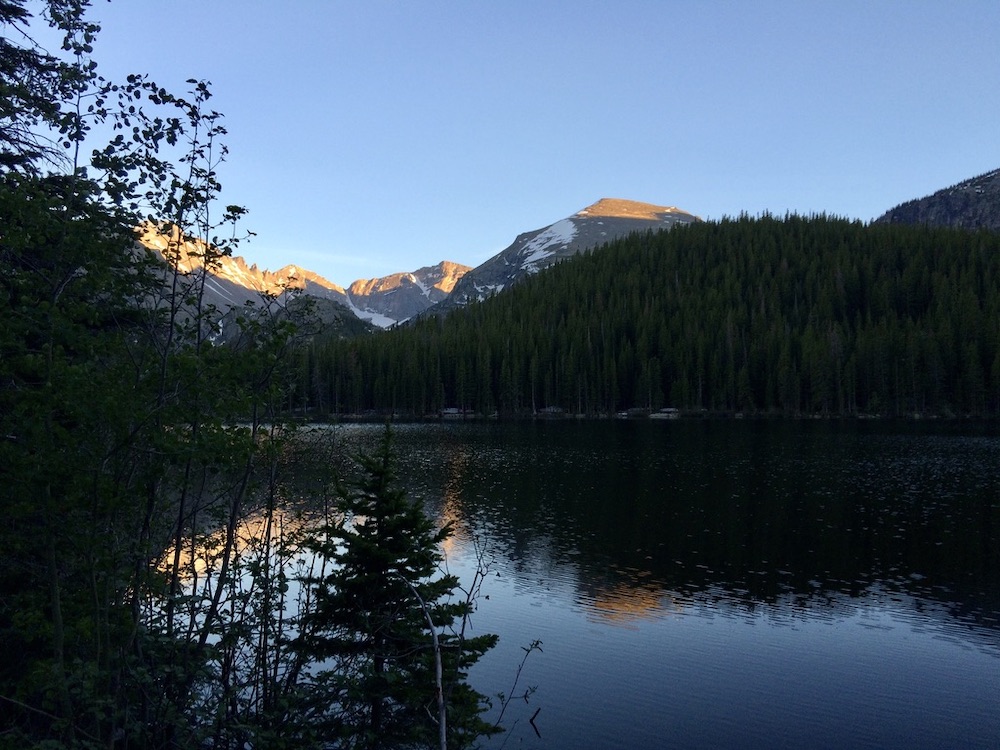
139,224,349,303
426,198,701,316
138,225,375,340
138,225,469,328
874,168,1000,230
347,261,470,324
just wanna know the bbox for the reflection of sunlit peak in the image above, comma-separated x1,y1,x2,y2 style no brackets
580,578,683,626
159,506,320,580
436,505,470,555
433,445,475,555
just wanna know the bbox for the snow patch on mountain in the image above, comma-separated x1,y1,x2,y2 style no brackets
425,198,701,317
346,261,471,324
409,273,430,297
344,296,397,328
473,282,504,297
520,218,578,270
206,277,236,302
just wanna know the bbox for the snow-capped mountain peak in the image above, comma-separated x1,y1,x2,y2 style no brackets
430,198,700,314
137,197,702,330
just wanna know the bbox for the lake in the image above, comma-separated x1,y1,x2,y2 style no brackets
325,419,1000,749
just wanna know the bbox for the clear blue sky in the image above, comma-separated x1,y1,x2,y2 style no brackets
87,1,1000,288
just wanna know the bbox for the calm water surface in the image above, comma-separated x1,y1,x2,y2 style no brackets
328,420,1000,749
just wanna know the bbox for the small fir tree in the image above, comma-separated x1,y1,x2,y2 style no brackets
295,426,499,750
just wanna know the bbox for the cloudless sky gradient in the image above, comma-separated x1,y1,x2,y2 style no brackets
86,1,1000,287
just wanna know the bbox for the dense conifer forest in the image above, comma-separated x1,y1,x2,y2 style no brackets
295,216,1000,418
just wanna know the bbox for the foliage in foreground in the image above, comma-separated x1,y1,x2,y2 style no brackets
292,428,499,749
0,2,497,748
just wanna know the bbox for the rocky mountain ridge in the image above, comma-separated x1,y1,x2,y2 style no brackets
347,261,469,324
138,225,470,328
874,168,1000,230
138,197,698,329
426,198,701,316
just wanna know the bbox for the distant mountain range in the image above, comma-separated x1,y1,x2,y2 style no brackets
138,198,700,329
139,225,470,329
140,170,1000,333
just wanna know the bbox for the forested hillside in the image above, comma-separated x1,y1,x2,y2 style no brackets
296,215,1000,418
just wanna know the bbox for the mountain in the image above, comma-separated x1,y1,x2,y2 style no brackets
138,198,699,329
138,223,350,304
137,224,376,340
346,261,470,324
138,225,469,328
874,168,1000,230
426,198,701,316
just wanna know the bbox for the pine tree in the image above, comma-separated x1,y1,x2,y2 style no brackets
295,426,498,750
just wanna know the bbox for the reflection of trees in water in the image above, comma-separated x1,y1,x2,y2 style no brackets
384,421,1000,644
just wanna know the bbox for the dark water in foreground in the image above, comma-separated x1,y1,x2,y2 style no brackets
332,419,1000,749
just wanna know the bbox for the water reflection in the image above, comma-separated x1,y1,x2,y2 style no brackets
437,439,476,557
159,504,313,579
395,421,1000,631
316,421,1000,748
577,571,683,626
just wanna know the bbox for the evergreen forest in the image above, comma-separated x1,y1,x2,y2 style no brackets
296,216,1000,419
4,0,1000,746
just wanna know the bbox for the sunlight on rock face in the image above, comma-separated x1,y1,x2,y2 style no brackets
575,198,697,221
